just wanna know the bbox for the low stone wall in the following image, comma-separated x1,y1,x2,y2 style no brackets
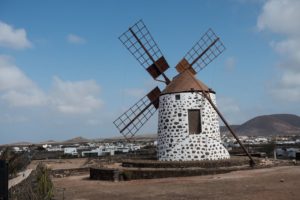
122,166,250,180
89,165,251,181
89,158,296,181
122,157,257,168
90,168,120,181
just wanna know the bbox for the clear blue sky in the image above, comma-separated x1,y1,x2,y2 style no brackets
0,0,299,144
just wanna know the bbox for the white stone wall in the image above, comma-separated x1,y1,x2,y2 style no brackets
157,92,230,161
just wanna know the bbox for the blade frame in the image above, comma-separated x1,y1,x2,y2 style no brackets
113,87,161,140
177,28,226,74
119,19,170,84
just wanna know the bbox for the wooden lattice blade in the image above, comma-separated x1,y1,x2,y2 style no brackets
119,19,170,83
176,28,225,74
113,87,161,140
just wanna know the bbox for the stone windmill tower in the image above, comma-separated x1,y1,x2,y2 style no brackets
114,20,254,163
157,70,229,161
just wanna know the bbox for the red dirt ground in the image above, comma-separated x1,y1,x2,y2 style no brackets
52,166,300,200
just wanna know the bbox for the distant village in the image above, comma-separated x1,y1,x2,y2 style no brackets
2,133,300,200
2,134,300,160
0,140,147,159
223,135,300,159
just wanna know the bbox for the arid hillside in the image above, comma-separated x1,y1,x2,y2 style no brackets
221,114,300,136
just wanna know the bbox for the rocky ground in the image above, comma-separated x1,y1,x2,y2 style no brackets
52,166,300,200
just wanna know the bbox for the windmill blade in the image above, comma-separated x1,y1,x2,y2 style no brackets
113,87,161,140
119,19,170,84
176,28,226,74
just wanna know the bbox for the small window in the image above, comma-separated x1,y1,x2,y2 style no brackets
175,94,180,100
188,109,201,134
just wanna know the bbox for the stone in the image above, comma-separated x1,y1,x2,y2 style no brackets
157,92,230,161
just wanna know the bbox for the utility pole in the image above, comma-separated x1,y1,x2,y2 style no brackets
0,160,8,200
274,135,277,160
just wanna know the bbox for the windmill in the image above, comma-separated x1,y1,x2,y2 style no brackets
114,20,255,164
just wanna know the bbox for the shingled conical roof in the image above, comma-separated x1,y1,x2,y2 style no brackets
161,70,212,94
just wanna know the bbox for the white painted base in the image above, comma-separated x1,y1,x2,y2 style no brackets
157,92,230,161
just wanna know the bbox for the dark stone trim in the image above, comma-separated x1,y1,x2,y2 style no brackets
160,89,216,96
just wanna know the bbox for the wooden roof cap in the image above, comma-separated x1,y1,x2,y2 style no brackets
161,70,212,94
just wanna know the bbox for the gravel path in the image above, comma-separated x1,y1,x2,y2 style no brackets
9,169,33,189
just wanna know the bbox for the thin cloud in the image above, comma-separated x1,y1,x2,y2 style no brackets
225,57,236,71
257,0,300,36
217,96,243,124
0,21,32,49
0,55,46,107
67,34,86,44
218,97,240,114
50,76,103,114
122,88,145,98
258,0,300,102
0,55,103,113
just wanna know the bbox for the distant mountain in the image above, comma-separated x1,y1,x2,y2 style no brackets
3,114,300,146
63,136,91,143
222,114,300,136
3,141,33,146
220,125,239,133
38,140,58,144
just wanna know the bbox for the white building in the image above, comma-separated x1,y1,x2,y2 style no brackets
81,148,102,157
128,144,141,151
254,137,269,144
12,147,22,152
42,144,52,149
116,147,130,153
157,71,230,161
276,147,300,158
47,145,63,152
64,147,78,156
102,145,115,156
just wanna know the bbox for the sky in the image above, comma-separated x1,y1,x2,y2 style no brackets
0,0,300,144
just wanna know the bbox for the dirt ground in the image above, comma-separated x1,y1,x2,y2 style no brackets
52,166,300,200
30,158,90,170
